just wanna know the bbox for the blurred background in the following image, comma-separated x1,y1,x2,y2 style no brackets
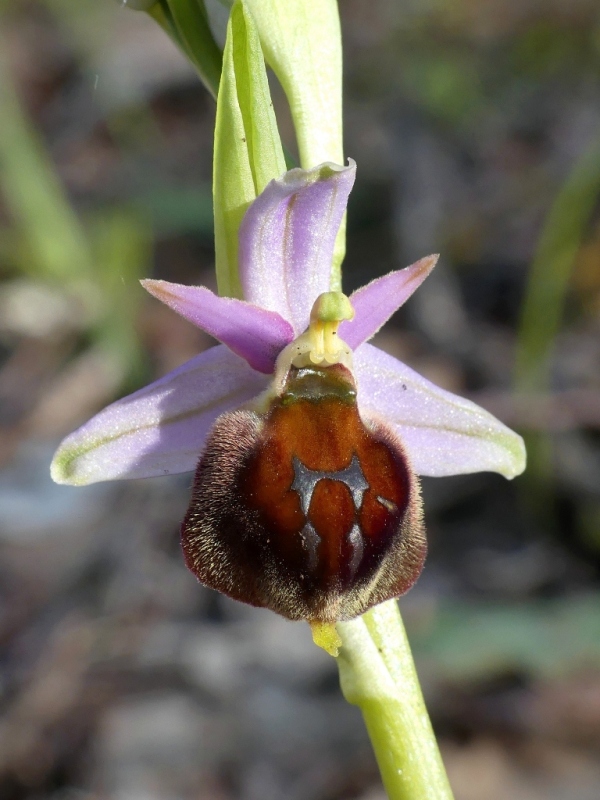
0,0,599,798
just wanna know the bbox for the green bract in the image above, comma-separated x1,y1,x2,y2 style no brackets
213,0,286,297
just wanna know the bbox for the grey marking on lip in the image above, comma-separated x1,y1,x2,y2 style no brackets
347,522,364,577
291,454,369,516
300,522,320,571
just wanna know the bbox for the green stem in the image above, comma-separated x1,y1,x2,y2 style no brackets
337,600,454,800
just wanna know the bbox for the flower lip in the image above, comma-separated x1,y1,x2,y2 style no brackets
181,356,426,624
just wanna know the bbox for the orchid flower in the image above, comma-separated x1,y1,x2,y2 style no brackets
51,160,525,651
50,3,524,797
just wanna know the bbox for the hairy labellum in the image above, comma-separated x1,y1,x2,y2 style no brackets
182,361,426,624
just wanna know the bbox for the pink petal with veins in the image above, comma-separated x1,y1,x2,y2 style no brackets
142,280,294,374
340,255,438,348
355,344,526,479
51,346,269,485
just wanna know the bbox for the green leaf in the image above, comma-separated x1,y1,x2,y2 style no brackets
160,0,223,98
213,0,286,297
244,0,346,287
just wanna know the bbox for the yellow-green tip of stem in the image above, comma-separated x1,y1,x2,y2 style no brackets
310,620,342,657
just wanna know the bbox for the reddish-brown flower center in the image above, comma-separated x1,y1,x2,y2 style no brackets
240,364,410,592
181,361,426,625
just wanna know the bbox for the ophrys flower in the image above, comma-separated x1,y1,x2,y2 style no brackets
51,161,525,628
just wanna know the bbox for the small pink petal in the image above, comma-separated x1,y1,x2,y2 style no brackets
142,280,294,374
51,346,269,485
355,344,526,479
339,255,439,349
239,161,356,333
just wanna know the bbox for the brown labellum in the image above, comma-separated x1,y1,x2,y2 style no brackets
181,362,426,623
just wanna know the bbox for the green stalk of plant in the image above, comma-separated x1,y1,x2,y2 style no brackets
338,600,454,800
142,0,346,281
244,0,346,285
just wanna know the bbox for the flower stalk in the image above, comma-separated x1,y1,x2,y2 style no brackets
338,600,454,800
